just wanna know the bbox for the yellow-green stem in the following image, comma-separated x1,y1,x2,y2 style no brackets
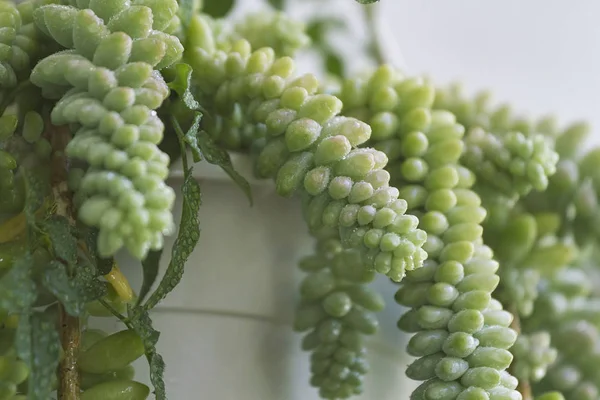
509,305,532,400
362,4,386,65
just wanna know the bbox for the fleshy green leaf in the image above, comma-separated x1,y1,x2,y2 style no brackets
138,250,163,307
0,253,36,312
42,215,77,266
166,63,201,111
202,0,235,18
144,168,201,309
197,130,253,205
42,260,84,316
523,243,578,273
495,214,537,265
16,311,60,400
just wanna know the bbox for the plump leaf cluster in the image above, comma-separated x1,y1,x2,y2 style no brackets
1,1,600,400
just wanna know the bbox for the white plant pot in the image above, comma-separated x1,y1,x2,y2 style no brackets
93,156,417,399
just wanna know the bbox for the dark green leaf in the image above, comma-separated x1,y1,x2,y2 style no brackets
22,167,47,225
14,313,32,366
138,250,163,307
144,169,201,309
42,260,84,316
0,253,36,312
74,264,107,303
77,224,99,265
197,130,253,205
42,215,77,266
149,352,167,400
166,63,201,111
96,258,112,275
76,224,112,276
202,0,235,18
128,307,160,347
16,311,60,400
184,113,203,162
356,0,379,3
306,17,347,44
128,307,165,399
324,51,345,77
267,0,285,10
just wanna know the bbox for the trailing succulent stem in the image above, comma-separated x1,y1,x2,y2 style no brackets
0,1,600,400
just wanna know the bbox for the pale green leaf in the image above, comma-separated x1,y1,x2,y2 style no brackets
42,260,85,316
0,253,36,312
16,311,60,400
43,215,77,266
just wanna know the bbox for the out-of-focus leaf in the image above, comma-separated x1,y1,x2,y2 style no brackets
202,0,235,18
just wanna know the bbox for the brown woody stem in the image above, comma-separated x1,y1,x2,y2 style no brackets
47,124,81,400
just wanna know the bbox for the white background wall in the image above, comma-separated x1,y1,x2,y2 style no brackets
379,0,600,143
238,0,600,143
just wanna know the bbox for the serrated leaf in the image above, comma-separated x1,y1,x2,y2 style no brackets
166,63,201,111
202,0,235,18
149,352,167,399
16,311,60,400
0,253,36,312
267,0,285,10
42,260,84,316
128,307,160,347
42,215,77,266
128,307,166,399
197,130,253,205
184,112,203,162
138,250,163,306
145,169,201,309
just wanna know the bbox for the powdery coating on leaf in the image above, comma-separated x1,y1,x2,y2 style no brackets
29,0,185,259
